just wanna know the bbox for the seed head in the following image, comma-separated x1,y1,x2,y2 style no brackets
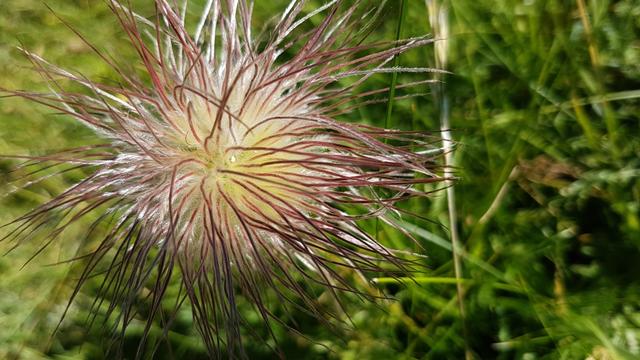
3,0,445,357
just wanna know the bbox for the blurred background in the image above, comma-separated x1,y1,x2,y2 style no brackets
0,0,639,359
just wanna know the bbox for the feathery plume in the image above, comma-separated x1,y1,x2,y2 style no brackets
2,0,445,357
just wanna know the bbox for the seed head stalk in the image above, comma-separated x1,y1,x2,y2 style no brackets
426,1,471,359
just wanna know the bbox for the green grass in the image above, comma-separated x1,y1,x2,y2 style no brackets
1,0,639,359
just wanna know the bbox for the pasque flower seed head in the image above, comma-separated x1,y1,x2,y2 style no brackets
3,0,446,357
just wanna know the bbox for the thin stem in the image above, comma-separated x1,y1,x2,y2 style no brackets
377,0,407,240
426,1,472,359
